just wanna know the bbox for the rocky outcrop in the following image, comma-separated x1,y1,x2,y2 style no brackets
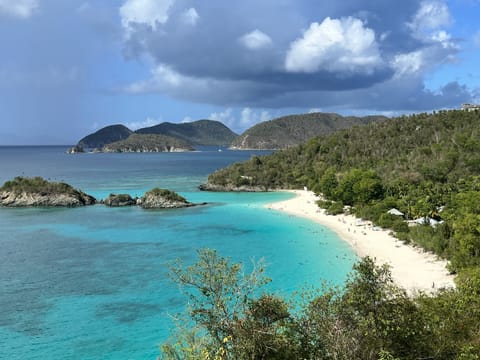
138,188,193,209
198,183,268,192
103,193,137,207
66,145,84,154
0,177,96,207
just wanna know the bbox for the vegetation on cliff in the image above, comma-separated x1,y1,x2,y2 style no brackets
102,134,194,152
0,176,96,206
230,112,387,149
139,188,191,209
206,110,480,272
161,249,480,359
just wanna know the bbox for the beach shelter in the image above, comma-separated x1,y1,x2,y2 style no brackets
387,208,404,216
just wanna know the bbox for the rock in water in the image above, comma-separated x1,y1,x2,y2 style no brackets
66,145,84,154
0,177,96,207
139,188,192,209
104,193,137,207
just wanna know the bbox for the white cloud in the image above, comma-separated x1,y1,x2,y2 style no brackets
391,51,425,77
0,0,39,19
408,0,451,34
208,108,271,132
120,0,175,30
209,108,235,126
308,108,323,113
240,107,271,128
123,116,160,130
126,64,185,92
285,17,383,74
408,0,454,46
239,29,272,50
181,7,199,26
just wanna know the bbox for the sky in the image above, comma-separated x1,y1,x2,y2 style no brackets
0,0,479,144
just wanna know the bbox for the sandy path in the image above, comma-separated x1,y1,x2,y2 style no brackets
266,190,455,293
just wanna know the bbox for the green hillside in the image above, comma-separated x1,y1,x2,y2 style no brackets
102,133,194,152
230,112,387,149
77,124,133,148
206,110,480,272
136,119,238,146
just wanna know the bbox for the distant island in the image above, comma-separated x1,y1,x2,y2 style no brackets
75,119,237,152
0,177,197,209
71,112,389,153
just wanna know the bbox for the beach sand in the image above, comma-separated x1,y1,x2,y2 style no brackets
266,190,455,293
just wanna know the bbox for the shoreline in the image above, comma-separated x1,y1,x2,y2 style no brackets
266,190,455,293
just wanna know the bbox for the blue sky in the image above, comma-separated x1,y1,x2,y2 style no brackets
0,0,479,144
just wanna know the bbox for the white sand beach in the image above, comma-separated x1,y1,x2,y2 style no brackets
266,190,455,293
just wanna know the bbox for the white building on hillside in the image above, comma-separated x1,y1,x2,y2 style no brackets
461,103,480,111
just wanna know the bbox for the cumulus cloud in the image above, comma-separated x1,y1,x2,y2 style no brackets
239,29,272,50
0,0,39,19
285,17,383,74
120,0,175,30
240,107,271,128
408,0,451,36
118,0,474,114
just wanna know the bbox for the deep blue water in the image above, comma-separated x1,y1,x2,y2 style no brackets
0,146,356,359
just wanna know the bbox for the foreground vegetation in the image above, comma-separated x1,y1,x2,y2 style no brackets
161,249,480,359
207,110,480,273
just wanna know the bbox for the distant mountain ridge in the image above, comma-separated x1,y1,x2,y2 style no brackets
230,113,388,150
75,113,388,151
77,120,237,149
136,119,238,146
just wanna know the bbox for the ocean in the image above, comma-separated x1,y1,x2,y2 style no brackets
0,146,356,359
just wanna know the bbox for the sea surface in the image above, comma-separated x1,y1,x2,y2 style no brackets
0,146,357,359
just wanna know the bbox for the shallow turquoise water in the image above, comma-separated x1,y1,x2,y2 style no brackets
0,147,357,359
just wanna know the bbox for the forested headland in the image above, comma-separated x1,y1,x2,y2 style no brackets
164,110,480,359
206,110,480,273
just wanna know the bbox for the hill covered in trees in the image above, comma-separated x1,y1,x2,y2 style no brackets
77,119,237,150
163,111,480,359
230,112,387,149
136,119,238,146
102,134,194,152
78,124,133,148
205,110,480,272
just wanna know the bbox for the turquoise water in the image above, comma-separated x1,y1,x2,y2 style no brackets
0,147,356,359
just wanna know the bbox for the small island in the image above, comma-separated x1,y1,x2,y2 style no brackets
0,177,96,207
138,188,193,209
103,193,137,207
103,190,195,209
0,177,198,209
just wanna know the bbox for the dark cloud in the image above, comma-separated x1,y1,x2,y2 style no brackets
121,0,476,110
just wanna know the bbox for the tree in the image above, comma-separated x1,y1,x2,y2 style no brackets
161,249,300,359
